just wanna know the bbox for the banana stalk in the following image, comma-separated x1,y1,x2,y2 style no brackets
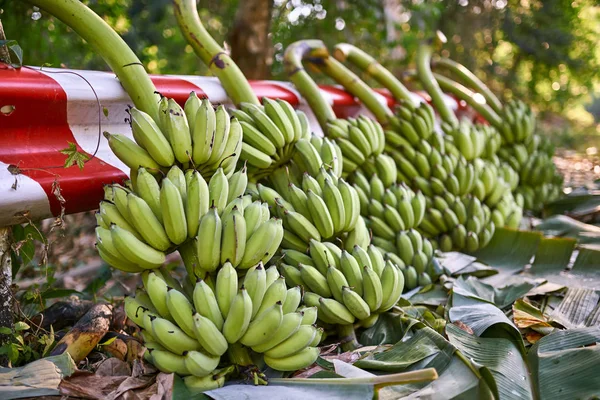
432,73,503,128
334,43,416,107
283,40,337,130
288,40,396,129
337,323,360,352
26,0,160,122
172,0,259,106
415,32,458,127
289,41,394,126
432,57,503,114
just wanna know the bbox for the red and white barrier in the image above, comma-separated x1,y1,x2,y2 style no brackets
0,62,459,226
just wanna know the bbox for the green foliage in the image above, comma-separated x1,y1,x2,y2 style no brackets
4,0,598,118
0,39,23,67
0,322,55,367
60,142,89,170
11,223,46,278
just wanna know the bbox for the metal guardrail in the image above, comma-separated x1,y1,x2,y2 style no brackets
0,62,459,226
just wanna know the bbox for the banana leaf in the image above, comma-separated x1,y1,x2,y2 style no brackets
405,284,449,306
453,276,536,309
471,228,542,274
528,237,577,275
543,194,600,219
550,288,599,328
534,215,600,244
360,312,420,346
449,294,526,354
354,327,446,372
204,382,374,400
446,324,534,400
527,326,600,400
359,325,497,399
512,299,556,336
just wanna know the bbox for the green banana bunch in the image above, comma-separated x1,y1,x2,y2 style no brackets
279,243,404,325
124,265,320,376
497,133,562,212
324,116,397,186
351,171,426,230
236,98,311,181
497,99,535,145
440,118,491,162
417,189,522,253
107,93,242,180
265,132,345,198
255,169,361,246
389,100,436,146
98,165,285,276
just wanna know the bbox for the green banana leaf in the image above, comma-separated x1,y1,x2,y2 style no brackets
527,326,600,400
528,237,576,275
452,276,536,309
446,324,534,400
354,327,446,372
360,312,420,346
204,382,374,400
449,293,526,355
543,193,600,219
357,321,498,399
549,287,600,328
472,228,542,274
534,215,600,244
404,284,449,306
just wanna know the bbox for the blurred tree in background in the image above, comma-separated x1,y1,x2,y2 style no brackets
2,0,599,141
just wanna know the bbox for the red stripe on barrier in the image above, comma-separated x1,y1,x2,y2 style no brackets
151,75,207,106
0,65,126,217
249,81,299,105
373,88,398,108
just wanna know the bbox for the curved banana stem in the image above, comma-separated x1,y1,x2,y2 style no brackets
337,323,360,352
433,73,503,128
432,57,503,114
286,40,395,128
227,342,254,367
172,0,259,106
333,43,416,107
283,40,338,130
416,34,458,127
314,55,395,126
27,0,159,121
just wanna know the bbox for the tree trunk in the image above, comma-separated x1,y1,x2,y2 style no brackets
0,19,11,64
228,0,274,80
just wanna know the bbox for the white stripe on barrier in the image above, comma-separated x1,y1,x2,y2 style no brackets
177,76,230,103
0,162,53,226
36,67,134,174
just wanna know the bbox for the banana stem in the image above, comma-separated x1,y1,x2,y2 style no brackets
333,43,416,107
432,57,503,114
416,37,458,127
337,323,360,352
283,40,338,130
27,0,159,121
227,342,254,367
433,73,503,128
316,57,394,125
172,0,260,106
270,367,438,387
178,240,202,283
